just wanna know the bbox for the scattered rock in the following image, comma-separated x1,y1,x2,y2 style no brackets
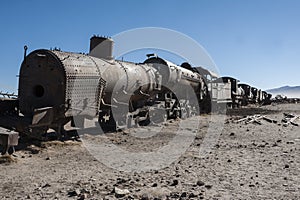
140,193,150,200
68,189,81,197
78,193,87,200
116,178,126,184
199,194,204,199
196,180,205,187
42,183,51,188
103,195,116,200
284,164,290,169
122,130,130,135
205,184,212,189
114,187,130,198
170,179,179,186
29,146,40,154
180,192,187,198
169,192,180,198
272,143,278,147
152,183,158,187
189,192,198,198
138,187,170,199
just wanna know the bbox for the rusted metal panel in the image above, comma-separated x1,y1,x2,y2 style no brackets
31,107,54,127
0,128,19,155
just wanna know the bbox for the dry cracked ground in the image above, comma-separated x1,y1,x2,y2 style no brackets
0,103,299,199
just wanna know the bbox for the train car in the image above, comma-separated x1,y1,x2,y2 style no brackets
261,91,272,105
238,83,253,105
250,87,260,104
211,76,244,109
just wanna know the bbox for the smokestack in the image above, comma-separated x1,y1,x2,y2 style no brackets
89,36,113,60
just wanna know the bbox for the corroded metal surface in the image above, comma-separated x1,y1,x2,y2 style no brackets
0,128,19,155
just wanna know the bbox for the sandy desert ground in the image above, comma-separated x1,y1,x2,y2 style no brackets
0,103,299,199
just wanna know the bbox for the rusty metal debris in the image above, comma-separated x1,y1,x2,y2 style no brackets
236,115,277,125
235,113,300,127
0,128,19,155
282,113,299,127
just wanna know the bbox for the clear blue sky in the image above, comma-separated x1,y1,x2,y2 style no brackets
0,0,299,92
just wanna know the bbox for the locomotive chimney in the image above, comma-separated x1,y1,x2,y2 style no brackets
89,36,113,60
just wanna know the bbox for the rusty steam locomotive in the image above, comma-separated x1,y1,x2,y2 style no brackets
0,36,272,146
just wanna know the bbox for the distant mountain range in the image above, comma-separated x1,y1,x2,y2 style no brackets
266,86,300,98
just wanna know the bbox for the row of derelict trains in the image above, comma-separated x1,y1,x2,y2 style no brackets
0,36,272,139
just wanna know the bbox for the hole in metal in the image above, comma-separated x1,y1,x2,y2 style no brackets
33,85,44,98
